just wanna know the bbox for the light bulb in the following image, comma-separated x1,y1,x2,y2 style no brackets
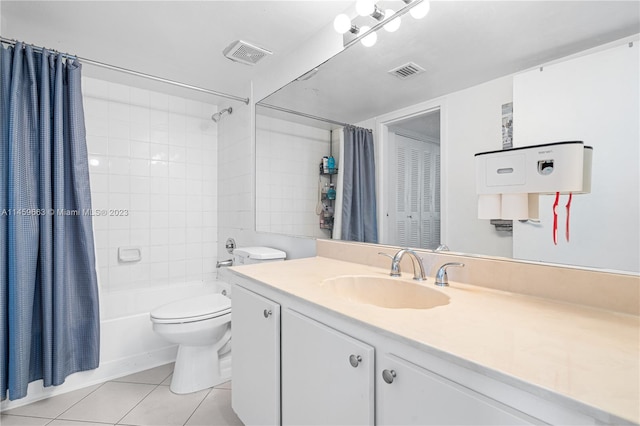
333,14,352,34
356,0,375,17
409,0,430,19
383,9,401,32
360,26,377,47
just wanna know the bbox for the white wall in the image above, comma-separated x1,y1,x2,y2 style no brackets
83,77,220,293
364,37,639,267
216,99,318,260
217,21,344,259
216,99,255,256
360,76,514,258
512,40,639,272
444,76,514,257
221,21,637,268
255,114,332,239
250,72,514,260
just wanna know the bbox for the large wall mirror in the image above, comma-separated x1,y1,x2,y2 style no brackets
256,1,640,273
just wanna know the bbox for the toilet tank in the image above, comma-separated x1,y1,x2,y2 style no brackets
233,247,286,265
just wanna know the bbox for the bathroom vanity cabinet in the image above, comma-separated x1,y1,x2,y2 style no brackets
227,264,625,426
377,353,532,425
282,309,374,425
231,286,281,425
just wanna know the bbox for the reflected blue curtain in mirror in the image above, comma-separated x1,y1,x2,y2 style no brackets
0,42,100,401
341,126,378,243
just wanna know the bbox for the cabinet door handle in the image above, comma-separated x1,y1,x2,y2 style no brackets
263,309,272,318
382,369,396,384
349,354,362,368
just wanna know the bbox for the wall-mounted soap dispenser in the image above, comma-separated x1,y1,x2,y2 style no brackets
475,141,592,220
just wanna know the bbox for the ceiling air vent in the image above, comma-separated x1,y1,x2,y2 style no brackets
223,40,273,66
388,62,426,80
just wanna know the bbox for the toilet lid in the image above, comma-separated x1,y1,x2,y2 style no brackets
150,294,231,323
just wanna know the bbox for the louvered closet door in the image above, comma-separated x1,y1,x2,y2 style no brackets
421,149,441,249
395,141,420,248
394,135,440,249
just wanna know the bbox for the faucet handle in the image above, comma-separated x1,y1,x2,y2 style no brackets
378,252,401,277
435,262,464,287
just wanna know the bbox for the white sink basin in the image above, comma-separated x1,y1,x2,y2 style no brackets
320,275,449,309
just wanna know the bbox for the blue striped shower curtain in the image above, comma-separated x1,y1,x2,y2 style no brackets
1,42,100,401
341,126,378,243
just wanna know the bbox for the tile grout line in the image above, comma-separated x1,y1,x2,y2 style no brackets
114,381,165,426
2,381,109,425
53,381,107,422
1,412,54,421
4,370,231,426
181,387,214,426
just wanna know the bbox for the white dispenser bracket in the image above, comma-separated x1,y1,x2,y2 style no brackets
475,141,592,219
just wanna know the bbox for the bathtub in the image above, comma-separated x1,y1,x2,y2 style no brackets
0,281,225,411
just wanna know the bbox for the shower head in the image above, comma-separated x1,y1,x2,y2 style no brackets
211,107,233,123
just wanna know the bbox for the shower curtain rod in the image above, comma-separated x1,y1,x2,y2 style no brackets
0,36,250,105
258,103,351,128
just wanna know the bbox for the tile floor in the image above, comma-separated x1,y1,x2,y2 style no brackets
0,364,243,426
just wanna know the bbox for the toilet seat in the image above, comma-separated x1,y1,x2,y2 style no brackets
150,294,231,324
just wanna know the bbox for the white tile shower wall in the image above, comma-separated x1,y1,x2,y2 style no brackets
215,99,317,260
82,77,219,292
256,115,331,238
217,103,253,255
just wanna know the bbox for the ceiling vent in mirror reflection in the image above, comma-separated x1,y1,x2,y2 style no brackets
388,62,425,80
223,40,273,66
388,62,425,79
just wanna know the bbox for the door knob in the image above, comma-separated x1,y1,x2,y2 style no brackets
349,354,362,368
382,369,396,384
263,309,272,318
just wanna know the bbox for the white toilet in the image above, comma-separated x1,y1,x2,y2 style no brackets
150,246,286,394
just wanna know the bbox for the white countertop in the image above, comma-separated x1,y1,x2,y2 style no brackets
229,256,640,424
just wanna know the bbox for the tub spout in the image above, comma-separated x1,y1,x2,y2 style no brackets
216,259,233,268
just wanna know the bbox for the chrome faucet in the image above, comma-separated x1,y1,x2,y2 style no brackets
434,262,464,286
379,248,427,281
216,259,233,268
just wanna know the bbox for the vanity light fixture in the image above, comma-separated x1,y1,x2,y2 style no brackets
334,17,376,47
359,26,378,47
333,14,355,34
383,9,401,33
333,0,430,47
408,0,431,19
355,0,375,17
401,0,431,19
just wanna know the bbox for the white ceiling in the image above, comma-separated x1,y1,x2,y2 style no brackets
261,1,640,125
2,0,639,115
1,0,352,103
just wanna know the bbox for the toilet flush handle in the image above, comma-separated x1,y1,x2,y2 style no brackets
263,309,272,318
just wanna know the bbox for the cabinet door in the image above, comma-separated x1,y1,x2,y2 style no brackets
282,309,374,426
378,354,535,425
231,285,281,425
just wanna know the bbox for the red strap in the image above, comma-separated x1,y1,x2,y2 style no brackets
565,193,573,242
552,192,560,245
